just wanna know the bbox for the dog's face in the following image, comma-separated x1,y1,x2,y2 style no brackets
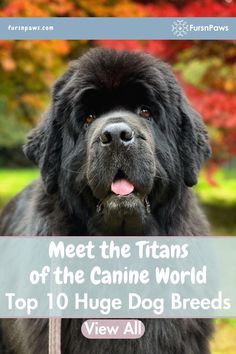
24,48,211,232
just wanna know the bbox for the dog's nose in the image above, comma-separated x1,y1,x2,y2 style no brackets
100,122,134,146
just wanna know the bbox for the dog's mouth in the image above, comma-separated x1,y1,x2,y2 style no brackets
111,170,134,196
96,169,150,214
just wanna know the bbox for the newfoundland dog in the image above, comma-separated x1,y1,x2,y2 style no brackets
0,48,213,353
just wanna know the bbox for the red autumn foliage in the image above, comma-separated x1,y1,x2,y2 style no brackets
137,0,236,17
1,0,236,18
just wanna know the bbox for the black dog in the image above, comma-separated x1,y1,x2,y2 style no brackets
0,48,213,353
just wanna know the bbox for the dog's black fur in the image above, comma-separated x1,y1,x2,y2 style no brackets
0,48,213,354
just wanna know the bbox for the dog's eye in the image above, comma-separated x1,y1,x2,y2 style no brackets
138,107,151,120
85,114,96,125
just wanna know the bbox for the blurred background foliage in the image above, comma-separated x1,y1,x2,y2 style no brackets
0,2,236,351
0,1,235,227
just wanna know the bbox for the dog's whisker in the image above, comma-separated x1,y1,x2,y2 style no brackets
61,166,79,173
154,175,174,183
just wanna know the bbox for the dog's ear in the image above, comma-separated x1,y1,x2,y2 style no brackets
23,63,77,194
23,107,62,194
179,95,211,187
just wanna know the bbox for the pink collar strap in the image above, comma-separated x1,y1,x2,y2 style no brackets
49,318,61,354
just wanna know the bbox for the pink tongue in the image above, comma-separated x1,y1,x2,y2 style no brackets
111,179,134,196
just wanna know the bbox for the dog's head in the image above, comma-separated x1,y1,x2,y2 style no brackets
24,48,211,229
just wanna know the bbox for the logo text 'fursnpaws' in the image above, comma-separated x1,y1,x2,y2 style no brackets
172,20,229,37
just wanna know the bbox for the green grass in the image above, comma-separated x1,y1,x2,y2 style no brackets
216,318,236,328
2,167,236,208
195,169,236,206
194,169,236,235
0,168,236,234
211,318,236,354
0,168,39,207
